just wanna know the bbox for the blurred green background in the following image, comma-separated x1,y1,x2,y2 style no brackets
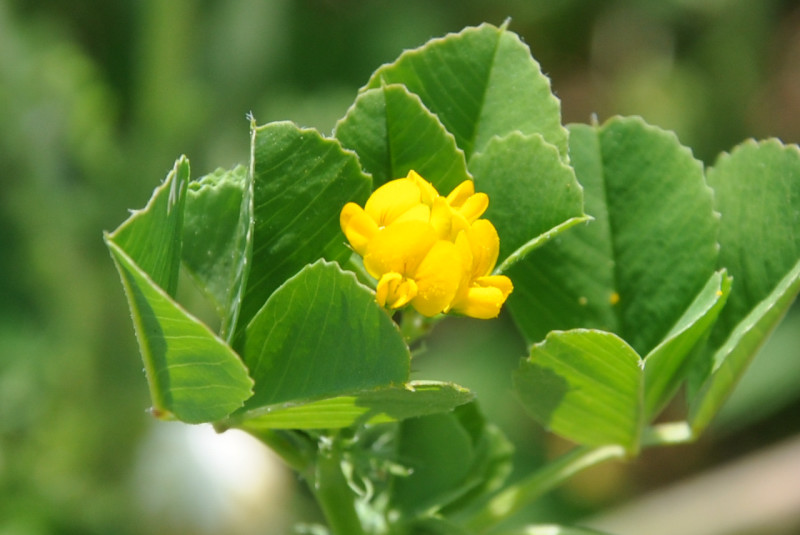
1,1,799,533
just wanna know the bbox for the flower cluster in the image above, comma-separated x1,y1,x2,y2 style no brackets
340,170,513,319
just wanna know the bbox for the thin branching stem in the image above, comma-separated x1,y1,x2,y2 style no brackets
640,421,695,447
310,438,368,535
464,445,628,533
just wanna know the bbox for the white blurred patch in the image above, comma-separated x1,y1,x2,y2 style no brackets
133,422,293,534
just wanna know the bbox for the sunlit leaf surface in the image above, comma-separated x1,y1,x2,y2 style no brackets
238,260,409,409
514,329,642,453
469,132,586,269
232,381,473,430
335,83,470,193
110,157,189,296
108,241,254,423
689,140,800,431
643,270,731,420
366,23,567,162
507,118,719,356
238,122,372,334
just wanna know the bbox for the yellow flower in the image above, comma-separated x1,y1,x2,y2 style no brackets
362,220,462,317
443,179,489,239
340,170,436,255
340,171,489,249
339,169,511,319
448,219,513,319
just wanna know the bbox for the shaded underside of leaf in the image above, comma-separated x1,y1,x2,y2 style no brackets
507,118,719,356
231,381,473,430
238,121,372,333
366,23,567,162
514,329,643,453
391,408,478,515
238,260,410,410
390,401,512,518
334,84,471,193
469,132,585,268
107,240,253,424
181,165,248,326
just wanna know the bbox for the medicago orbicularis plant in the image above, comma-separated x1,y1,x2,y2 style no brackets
105,22,800,535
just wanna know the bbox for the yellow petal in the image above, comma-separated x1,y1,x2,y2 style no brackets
446,180,475,206
411,240,462,317
406,170,439,205
451,230,475,303
394,202,431,224
429,197,453,239
363,220,438,279
449,211,471,240
376,272,418,309
340,202,379,256
446,180,488,223
475,275,514,299
365,178,424,226
448,274,512,319
465,219,500,278
451,286,506,319
457,192,489,223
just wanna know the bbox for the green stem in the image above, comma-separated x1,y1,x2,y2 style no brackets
640,421,695,447
239,427,315,473
493,524,615,535
244,428,366,534
311,442,367,535
400,309,444,348
464,445,627,533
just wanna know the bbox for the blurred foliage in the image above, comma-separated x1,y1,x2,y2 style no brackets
1,0,798,533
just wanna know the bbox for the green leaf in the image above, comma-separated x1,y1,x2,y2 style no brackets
105,159,253,423
712,308,800,431
390,402,512,516
707,140,800,347
507,117,719,356
181,165,251,338
110,156,189,295
230,381,473,430
469,132,587,269
238,260,409,410
689,140,800,432
513,330,642,454
334,84,470,193
440,408,514,517
643,270,732,420
392,412,475,515
690,260,800,432
106,241,254,423
238,122,372,333
366,23,567,162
